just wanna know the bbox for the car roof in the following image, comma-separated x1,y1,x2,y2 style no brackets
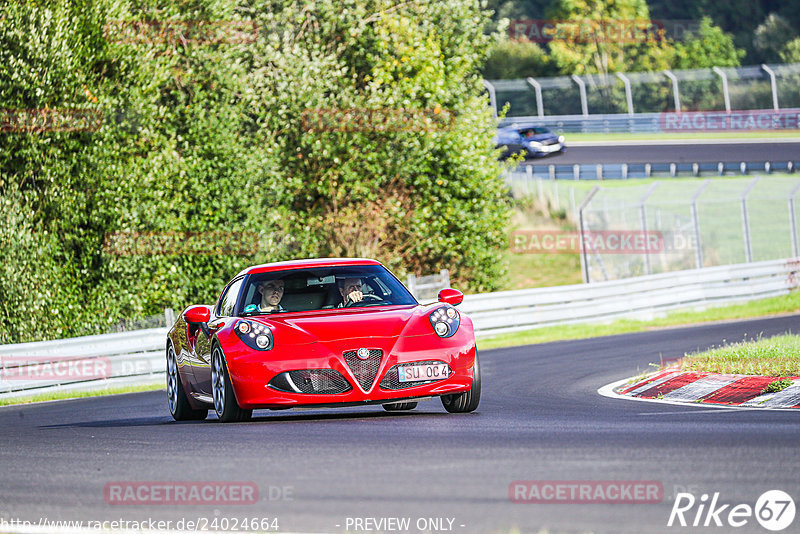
238,257,383,277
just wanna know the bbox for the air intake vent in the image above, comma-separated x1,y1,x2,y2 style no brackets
342,349,383,391
269,370,351,394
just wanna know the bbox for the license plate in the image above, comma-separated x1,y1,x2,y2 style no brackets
398,363,449,383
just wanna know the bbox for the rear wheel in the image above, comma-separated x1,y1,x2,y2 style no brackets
382,401,418,412
167,344,207,421
211,345,252,423
441,352,481,413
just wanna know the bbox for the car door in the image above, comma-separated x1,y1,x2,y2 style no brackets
194,276,245,395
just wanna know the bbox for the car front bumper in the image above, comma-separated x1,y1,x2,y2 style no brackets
224,332,477,409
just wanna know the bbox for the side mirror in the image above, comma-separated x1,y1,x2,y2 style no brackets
183,305,211,324
438,288,463,306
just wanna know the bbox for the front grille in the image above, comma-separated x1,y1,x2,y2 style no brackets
342,349,383,391
269,369,352,394
380,360,452,390
541,138,558,146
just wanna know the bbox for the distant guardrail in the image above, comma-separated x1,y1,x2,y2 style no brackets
507,160,798,181
2,259,796,398
460,258,799,337
407,269,450,301
495,109,800,134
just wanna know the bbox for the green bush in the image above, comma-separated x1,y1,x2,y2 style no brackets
0,0,510,343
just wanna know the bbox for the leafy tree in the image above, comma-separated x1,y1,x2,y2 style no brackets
240,0,511,290
780,38,800,63
481,38,559,79
673,17,744,69
1,0,511,342
753,13,797,64
545,0,675,76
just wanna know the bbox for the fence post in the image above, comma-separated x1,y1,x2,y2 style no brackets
164,308,175,327
526,77,545,118
616,72,635,115
483,80,498,120
789,180,800,257
525,164,533,196
761,64,780,111
537,174,544,200
740,177,759,263
571,74,589,117
440,269,450,289
712,66,731,113
690,180,711,269
407,274,417,299
578,186,600,283
663,70,681,112
639,182,660,275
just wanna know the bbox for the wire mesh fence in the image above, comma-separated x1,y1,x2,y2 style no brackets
578,177,800,282
487,62,800,119
506,173,800,283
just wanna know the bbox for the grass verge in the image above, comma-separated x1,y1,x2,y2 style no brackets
679,334,800,376
477,291,800,351
564,131,800,143
0,382,164,407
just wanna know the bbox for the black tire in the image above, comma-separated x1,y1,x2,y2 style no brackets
167,343,208,421
211,344,252,423
441,352,481,413
382,401,418,412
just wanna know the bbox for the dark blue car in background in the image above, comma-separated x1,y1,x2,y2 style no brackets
495,123,566,160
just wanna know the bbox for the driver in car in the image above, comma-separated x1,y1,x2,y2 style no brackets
257,279,285,312
338,277,364,307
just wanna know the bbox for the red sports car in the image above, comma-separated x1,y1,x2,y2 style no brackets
166,258,480,422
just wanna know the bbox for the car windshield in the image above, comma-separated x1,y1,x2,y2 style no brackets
520,127,550,136
238,264,417,315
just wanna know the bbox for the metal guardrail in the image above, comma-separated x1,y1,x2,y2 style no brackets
508,161,798,181
460,258,799,337
496,109,800,133
1,259,797,398
407,269,450,301
0,328,167,399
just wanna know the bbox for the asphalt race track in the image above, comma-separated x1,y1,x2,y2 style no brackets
524,139,800,165
2,315,800,534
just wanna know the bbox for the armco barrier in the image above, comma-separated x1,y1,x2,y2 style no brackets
508,161,797,181
460,258,799,337
0,328,167,399
1,258,797,398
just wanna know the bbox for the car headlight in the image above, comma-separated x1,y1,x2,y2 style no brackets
235,320,273,351
558,135,565,143
429,306,460,338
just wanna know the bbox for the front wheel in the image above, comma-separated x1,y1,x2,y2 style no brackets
211,345,252,423
167,344,207,421
441,352,481,413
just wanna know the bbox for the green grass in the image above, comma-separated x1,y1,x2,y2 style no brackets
477,290,800,350
565,131,800,142
763,379,794,394
0,383,164,407
680,334,800,376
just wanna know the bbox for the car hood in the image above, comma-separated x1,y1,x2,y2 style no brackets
249,305,435,345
